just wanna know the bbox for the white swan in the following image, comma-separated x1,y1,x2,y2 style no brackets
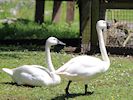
56,20,110,95
2,37,65,86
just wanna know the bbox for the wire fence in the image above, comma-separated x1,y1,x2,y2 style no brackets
105,9,133,48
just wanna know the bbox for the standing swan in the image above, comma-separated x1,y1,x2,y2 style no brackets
56,20,110,95
2,37,65,86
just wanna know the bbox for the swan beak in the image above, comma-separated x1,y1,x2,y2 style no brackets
58,40,66,45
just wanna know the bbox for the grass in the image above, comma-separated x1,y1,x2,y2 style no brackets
0,50,132,100
0,0,80,39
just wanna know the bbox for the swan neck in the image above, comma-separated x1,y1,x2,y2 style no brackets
45,44,55,72
96,27,110,65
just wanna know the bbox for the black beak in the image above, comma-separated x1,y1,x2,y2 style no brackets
58,40,66,45
106,22,111,29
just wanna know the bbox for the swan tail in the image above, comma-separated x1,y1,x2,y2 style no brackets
2,68,13,76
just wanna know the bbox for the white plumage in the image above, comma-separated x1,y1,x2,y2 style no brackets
56,20,110,95
2,37,65,86
3,65,57,86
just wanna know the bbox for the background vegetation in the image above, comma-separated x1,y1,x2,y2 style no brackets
0,1,133,99
106,9,133,21
0,0,79,39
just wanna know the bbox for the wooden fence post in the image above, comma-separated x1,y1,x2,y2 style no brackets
35,0,45,24
79,0,92,53
90,0,100,53
66,0,75,24
52,0,62,23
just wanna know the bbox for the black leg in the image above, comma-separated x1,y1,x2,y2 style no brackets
85,84,88,94
65,80,72,95
85,84,94,95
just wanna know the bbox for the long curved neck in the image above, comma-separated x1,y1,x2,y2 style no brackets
96,26,110,65
45,44,55,72
45,44,61,84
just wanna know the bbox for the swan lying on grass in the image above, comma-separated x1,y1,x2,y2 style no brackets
56,20,110,95
2,37,65,86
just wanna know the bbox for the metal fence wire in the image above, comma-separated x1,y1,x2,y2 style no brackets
105,9,133,48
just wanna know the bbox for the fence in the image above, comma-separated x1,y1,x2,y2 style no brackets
81,0,133,55
35,0,76,24
0,0,133,55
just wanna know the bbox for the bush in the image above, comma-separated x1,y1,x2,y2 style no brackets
0,19,79,39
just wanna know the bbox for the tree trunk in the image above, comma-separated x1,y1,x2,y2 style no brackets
35,0,45,24
52,1,62,23
66,1,75,24
79,0,92,53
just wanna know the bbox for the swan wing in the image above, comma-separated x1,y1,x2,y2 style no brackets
56,55,103,77
13,65,53,86
13,72,52,86
14,65,50,75
29,65,51,74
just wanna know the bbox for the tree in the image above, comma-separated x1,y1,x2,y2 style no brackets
66,1,75,24
35,0,45,24
52,0,62,23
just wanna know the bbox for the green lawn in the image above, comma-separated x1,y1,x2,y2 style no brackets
0,51,132,100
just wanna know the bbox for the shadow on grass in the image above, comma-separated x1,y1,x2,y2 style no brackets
51,92,94,100
0,82,35,88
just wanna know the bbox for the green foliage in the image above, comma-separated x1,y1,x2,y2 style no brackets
106,9,133,21
0,19,79,39
0,51,132,99
0,0,79,39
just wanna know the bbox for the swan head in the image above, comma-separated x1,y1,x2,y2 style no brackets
96,20,107,30
46,37,65,47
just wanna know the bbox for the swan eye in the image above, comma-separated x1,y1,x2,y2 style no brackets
53,39,57,41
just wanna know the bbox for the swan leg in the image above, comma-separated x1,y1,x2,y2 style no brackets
85,84,88,94
85,84,94,95
65,80,72,95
